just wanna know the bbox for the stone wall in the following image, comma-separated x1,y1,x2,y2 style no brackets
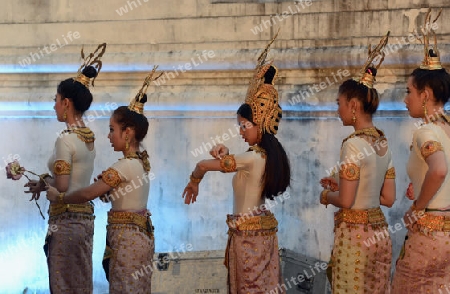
0,0,449,292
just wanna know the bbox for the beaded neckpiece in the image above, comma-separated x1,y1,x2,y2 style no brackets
123,150,151,172
62,127,95,143
341,127,385,147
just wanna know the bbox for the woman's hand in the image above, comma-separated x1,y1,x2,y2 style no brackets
183,181,199,204
209,144,229,159
45,185,60,203
24,179,45,201
405,183,414,200
320,177,339,191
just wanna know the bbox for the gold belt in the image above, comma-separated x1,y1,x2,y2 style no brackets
49,203,94,217
107,210,154,233
334,207,386,227
416,213,450,232
226,211,278,231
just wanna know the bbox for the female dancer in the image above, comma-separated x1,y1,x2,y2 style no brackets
46,69,160,294
183,34,291,293
319,32,396,294
391,9,450,293
24,43,106,293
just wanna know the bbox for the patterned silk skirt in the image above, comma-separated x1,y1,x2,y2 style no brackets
331,207,392,294
44,204,95,294
103,210,155,294
391,211,450,293
225,211,283,294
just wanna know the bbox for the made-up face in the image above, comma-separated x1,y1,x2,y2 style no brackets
108,115,127,152
237,114,259,146
336,93,354,126
53,93,68,122
404,76,427,118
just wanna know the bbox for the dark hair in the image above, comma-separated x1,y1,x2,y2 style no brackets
112,94,149,142
264,66,276,84
338,67,379,115
410,67,450,105
237,103,291,200
57,65,98,115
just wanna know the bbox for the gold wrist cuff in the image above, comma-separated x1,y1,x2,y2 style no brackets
190,172,202,184
57,192,65,204
321,189,330,208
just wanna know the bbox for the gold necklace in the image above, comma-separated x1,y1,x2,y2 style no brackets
124,152,139,159
341,127,385,147
248,145,267,158
63,127,95,143
123,151,151,172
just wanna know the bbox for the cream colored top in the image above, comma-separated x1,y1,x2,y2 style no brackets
339,137,394,209
407,123,450,209
48,132,95,194
102,158,150,211
228,149,266,214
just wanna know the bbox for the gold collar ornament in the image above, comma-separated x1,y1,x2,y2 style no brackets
353,31,390,89
73,43,107,88
128,66,163,115
419,8,443,70
123,150,151,172
245,29,282,136
62,127,95,143
341,126,386,147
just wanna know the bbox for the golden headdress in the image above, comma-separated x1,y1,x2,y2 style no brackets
128,65,163,115
73,43,107,88
245,29,282,136
419,8,443,70
353,31,390,89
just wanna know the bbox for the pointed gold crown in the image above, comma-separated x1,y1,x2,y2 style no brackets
245,28,282,135
353,31,390,89
419,8,443,70
128,66,163,115
73,43,107,88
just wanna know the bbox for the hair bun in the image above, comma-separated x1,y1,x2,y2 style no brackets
81,65,98,79
428,49,438,58
366,67,377,77
264,66,277,84
134,93,147,104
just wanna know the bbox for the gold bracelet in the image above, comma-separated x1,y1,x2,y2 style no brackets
321,189,330,208
57,192,65,204
190,172,202,184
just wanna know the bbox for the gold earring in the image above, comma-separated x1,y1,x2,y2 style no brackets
257,127,263,143
125,135,129,151
352,109,356,124
63,109,67,121
423,100,428,119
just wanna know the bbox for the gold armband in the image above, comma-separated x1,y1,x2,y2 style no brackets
339,163,360,181
102,168,122,188
53,160,71,175
420,141,443,160
220,155,237,173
